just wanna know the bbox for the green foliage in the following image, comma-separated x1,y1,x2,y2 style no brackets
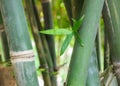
40,28,72,35
40,16,84,55
60,33,73,55
72,15,85,31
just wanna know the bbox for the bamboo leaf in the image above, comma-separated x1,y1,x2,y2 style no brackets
72,15,85,31
60,33,73,55
74,32,84,47
40,29,72,35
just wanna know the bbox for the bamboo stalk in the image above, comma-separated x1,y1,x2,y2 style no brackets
0,12,10,62
103,8,110,69
1,31,10,62
0,0,39,86
41,0,56,71
32,0,57,86
24,0,52,86
66,0,104,85
102,1,112,69
103,0,120,85
95,27,102,71
86,48,100,86
63,0,101,86
31,0,43,31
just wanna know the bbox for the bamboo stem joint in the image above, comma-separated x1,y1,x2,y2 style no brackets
10,50,35,63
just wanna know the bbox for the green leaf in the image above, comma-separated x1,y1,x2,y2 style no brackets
40,29,72,35
60,33,73,55
74,32,84,46
72,15,85,31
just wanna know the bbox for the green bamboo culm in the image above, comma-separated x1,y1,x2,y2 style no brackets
0,0,39,86
41,0,57,85
0,12,10,62
1,31,10,62
105,0,120,85
66,0,104,86
102,2,110,70
63,0,100,85
72,0,101,85
95,27,102,71
41,0,57,71
86,47,100,86
24,0,52,86
30,0,57,85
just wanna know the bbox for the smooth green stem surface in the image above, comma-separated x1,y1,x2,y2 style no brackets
66,0,104,85
0,0,39,86
41,0,56,70
86,47,100,86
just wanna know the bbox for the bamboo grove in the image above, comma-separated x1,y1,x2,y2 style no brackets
0,0,120,86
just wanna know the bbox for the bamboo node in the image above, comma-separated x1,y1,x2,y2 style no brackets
10,50,35,63
41,0,51,3
113,62,120,75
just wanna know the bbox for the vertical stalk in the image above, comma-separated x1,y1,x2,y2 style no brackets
24,0,52,86
31,0,43,31
0,0,39,86
102,1,118,86
104,19,110,69
41,0,56,70
104,0,120,85
66,0,104,85
102,1,112,69
96,27,102,71
64,0,100,86
86,48,100,86
1,31,10,62
0,12,10,62
40,0,57,85
33,0,57,85
102,3,110,69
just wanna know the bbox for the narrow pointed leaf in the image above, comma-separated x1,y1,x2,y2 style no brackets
60,33,73,55
74,32,84,46
40,29,72,35
72,15,85,31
